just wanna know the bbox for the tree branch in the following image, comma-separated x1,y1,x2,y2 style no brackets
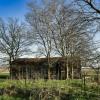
84,0,100,14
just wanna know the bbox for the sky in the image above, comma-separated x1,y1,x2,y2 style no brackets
0,0,100,46
0,0,29,21
0,0,99,37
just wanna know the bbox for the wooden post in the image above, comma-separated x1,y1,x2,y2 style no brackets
48,66,51,79
72,65,74,79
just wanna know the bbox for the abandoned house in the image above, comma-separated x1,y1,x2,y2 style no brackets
11,57,81,80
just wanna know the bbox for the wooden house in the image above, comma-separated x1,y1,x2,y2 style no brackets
11,57,81,80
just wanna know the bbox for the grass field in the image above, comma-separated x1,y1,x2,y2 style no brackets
0,79,99,100
0,68,99,100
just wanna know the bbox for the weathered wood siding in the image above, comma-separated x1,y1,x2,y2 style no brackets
11,57,81,79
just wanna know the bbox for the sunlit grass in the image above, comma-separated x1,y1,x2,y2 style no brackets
0,79,99,100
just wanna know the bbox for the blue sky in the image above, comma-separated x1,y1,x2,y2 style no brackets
0,0,99,21
0,0,99,41
0,0,29,21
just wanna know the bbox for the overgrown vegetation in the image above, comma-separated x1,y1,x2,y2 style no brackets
0,79,99,100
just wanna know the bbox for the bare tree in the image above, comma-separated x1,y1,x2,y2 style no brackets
26,1,55,79
26,0,98,80
0,18,31,78
48,1,97,79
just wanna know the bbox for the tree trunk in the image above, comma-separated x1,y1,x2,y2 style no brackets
47,53,51,80
67,65,69,79
9,60,12,79
67,57,69,79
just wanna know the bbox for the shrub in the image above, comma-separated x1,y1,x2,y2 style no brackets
0,73,9,79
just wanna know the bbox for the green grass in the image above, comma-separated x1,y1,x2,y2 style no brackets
0,79,99,92
0,73,9,79
0,95,23,100
0,79,99,100
0,69,99,99
0,79,81,89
